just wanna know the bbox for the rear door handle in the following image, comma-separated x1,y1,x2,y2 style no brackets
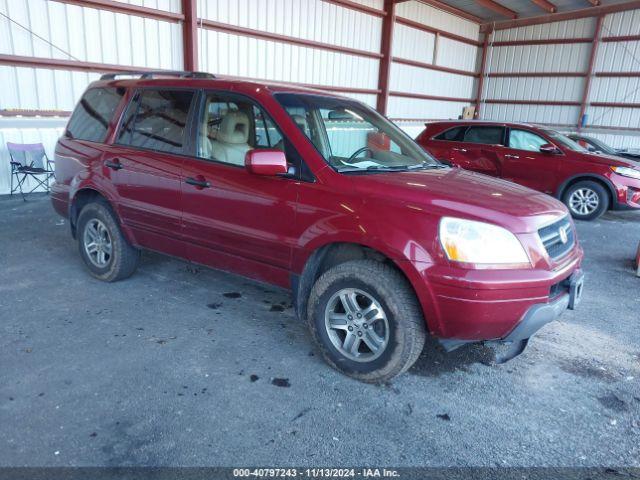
185,177,211,189
452,147,467,153
104,159,123,170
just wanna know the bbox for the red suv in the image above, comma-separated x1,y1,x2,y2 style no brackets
417,121,640,221
51,72,584,382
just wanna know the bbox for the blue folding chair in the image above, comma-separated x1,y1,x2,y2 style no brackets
7,142,54,201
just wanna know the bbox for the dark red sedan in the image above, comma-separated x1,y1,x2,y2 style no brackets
417,121,640,221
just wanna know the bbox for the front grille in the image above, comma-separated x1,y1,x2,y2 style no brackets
538,216,575,261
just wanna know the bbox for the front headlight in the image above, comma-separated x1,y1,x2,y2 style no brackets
439,217,531,267
611,166,640,180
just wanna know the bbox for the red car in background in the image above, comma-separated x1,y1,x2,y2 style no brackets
416,121,640,221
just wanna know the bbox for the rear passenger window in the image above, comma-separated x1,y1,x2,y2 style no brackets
463,126,504,145
66,88,124,142
117,89,195,154
434,126,466,142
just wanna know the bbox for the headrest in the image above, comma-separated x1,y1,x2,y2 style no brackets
217,111,249,144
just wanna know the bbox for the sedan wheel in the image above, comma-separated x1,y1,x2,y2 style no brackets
83,218,113,268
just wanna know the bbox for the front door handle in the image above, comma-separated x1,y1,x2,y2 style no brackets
504,154,520,159
104,159,123,170
452,147,467,153
185,176,211,189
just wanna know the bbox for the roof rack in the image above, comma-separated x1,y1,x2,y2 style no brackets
100,70,215,80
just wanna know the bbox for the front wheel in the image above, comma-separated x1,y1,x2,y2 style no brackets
306,260,426,383
563,180,609,221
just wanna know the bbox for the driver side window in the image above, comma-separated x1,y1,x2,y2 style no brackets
508,129,548,152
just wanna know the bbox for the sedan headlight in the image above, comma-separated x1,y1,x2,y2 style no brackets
439,217,531,267
611,166,640,180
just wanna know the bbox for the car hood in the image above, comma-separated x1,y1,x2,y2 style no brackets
578,151,640,167
352,167,567,233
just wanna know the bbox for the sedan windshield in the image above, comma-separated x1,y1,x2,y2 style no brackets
543,130,588,152
275,93,439,173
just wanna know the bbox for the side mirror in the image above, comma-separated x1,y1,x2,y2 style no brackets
539,143,560,154
245,149,288,176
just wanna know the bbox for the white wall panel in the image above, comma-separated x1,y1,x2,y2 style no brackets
0,66,101,111
390,62,474,98
199,0,382,53
488,44,590,73
388,96,469,120
583,132,640,149
437,37,477,72
392,23,435,64
596,41,640,73
485,77,584,102
200,29,379,89
483,103,580,126
588,106,640,129
603,9,640,37
591,77,640,104
395,1,480,41
492,18,594,42
0,0,183,68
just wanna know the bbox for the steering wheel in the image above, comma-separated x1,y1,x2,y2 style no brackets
346,146,374,163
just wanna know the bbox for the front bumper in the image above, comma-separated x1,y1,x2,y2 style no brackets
440,269,584,361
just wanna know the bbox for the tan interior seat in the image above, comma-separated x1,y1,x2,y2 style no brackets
210,111,251,166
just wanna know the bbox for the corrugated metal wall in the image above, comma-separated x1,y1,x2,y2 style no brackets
391,0,479,125
0,0,480,194
481,10,640,149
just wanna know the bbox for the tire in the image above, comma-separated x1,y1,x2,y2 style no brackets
76,200,140,282
562,180,609,221
306,259,426,383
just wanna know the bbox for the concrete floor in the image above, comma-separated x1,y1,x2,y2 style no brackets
1,194,639,467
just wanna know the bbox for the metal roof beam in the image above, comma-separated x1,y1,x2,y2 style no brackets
476,0,518,19
530,0,557,13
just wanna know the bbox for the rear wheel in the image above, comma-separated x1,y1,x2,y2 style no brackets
76,200,140,281
563,180,609,221
306,260,426,383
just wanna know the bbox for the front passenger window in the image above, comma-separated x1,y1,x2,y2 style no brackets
508,129,548,152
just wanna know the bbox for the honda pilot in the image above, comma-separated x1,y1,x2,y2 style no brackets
51,72,584,382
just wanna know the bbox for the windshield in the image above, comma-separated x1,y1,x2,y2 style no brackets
274,93,439,173
543,130,588,152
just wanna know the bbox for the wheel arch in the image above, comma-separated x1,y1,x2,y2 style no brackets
556,174,615,208
293,241,434,333
69,187,131,242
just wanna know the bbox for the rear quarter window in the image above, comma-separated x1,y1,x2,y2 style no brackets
66,87,125,143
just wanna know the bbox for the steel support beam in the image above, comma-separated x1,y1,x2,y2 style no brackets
181,0,198,71
376,0,396,115
51,0,184,22
578,15,603,129
530,0,557,13
475,33,490,118
476,0,518,19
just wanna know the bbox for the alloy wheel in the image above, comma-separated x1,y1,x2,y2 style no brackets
83,218,113,268
324,288,390,362
569,188,600,216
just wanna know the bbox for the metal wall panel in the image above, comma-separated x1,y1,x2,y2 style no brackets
488,44,590,73
390,62,475,98
483,103,581,125
395,0,480,41
199,29,380,89
596,40,640,73
0,0,183,68
486,77,584,102
198,0,382,53
492,18,594,42
392,23,435,64
388,96,471,120
603,9,640,37
437,36,477,72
